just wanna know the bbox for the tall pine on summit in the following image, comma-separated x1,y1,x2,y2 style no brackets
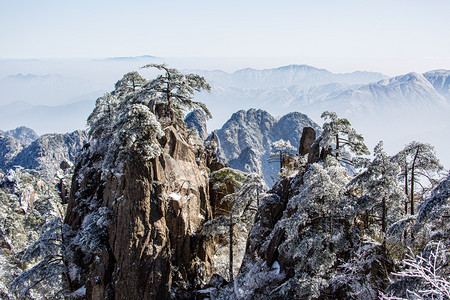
141,63,212,123
319,111,369,164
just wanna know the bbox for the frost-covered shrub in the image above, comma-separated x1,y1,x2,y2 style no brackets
319,111,369,163
9,218,70,299
78,207,113,254
210,167,247,193
384,173,450,299
385,242,450,299
269,139,297,173
349,142,404,235
102,103,164,173
414,173,450,242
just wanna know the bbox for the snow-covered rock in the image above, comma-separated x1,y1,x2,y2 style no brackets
0,128,88,181
213,109,320,186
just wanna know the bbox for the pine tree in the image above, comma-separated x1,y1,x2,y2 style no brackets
141,63,212,122
349,142,404,235
393,141,444,215
114,71,148,94
269,139,297,171
319,111,369,165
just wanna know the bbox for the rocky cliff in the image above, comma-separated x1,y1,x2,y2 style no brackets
185,109,208,140
213,109,320,186
0,129,88,181
63,116,266,299
0,126,38,144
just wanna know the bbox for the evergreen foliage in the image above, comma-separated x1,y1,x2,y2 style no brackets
393,141,444,215
141,63,212,122
269,139,297,172
349,142,404,234
319,111,370,164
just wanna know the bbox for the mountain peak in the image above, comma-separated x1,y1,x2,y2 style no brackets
214,109,320,185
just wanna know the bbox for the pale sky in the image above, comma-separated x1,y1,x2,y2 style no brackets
0,0,449,75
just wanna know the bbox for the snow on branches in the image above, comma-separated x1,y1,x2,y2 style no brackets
320,111,369,164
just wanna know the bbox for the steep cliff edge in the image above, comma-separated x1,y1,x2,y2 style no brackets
64,124,216,299
62,68,264,299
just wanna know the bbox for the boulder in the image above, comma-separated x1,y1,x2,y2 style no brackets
298,126,316,156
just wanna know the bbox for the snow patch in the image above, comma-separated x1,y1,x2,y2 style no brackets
71,285,86,297
169,192,182,201
271,261,281,275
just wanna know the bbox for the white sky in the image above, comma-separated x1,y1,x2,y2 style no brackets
0,0,449,75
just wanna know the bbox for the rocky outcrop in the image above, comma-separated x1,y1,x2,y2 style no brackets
0,133,24,169
64,124,220,299
298,126,316,156
185,109,208,140
0,126,38,144
212,160,394,299
213,109,320,186
0,129,88,181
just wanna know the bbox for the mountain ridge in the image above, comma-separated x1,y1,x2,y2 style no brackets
213,108,321,185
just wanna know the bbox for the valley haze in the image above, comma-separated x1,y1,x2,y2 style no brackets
0,57,448,170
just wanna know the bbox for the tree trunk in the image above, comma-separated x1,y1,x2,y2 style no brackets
404,162,408,214
410,148,419,215
256,185,259,207
335,134,339,158
279,150,283,171
229,211,233,282
381,197,386,234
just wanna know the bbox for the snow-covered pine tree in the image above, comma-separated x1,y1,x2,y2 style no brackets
114,71,148,94
349,142,404,236
393,141,444,215
269,139,297,172
140,63,212,123
9,218,68,299
319,111,369,165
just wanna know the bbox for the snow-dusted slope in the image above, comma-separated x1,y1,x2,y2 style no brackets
316,72,449,116
423,69,450,100
213,109,320,185
0,126,38,144
192,64,387,89
0,129,88,180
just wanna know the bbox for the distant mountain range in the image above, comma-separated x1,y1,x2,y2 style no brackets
190,66,450,171
193,66,449,126
0,99,95,134
0,63,448,169
192,64,388,89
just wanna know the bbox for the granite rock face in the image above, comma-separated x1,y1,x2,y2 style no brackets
298,126,316,156
185,109,208,140
213,109,320,186
0,129,88,181
64,124,225,299
0,126,39,144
